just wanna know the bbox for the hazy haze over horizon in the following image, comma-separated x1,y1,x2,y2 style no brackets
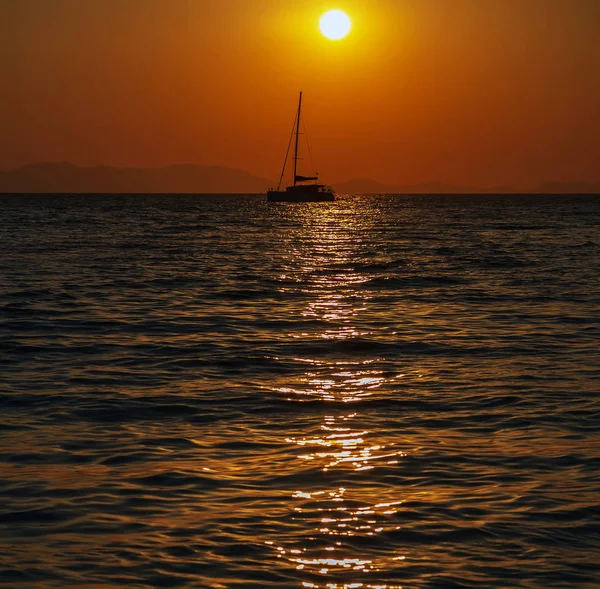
2,0,599,189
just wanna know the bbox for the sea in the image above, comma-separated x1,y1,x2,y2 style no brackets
1,193,599,589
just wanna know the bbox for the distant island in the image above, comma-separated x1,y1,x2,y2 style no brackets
334,178,600,195
0,163,272,194
333,178,517,195
0,163,598,195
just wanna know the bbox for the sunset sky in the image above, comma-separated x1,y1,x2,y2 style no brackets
2,0,599,188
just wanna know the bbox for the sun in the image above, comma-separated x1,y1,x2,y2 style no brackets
319,10,352,41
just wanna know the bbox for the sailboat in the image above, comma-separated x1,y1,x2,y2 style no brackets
267,92,335,202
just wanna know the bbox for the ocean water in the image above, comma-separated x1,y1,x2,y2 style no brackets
0,193,599,589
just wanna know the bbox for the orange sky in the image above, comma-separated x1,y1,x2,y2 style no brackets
1,0,599,188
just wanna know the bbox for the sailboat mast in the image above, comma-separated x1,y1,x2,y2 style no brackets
293,92,302,187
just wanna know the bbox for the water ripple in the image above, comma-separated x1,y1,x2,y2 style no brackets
0,194,599,588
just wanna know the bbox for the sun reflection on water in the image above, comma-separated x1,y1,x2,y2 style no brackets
287,412,404,472
277,368,392,403
265,476,406,583
271,380,408,585
267,205,407,587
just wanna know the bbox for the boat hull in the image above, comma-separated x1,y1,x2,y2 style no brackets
267,186,335,203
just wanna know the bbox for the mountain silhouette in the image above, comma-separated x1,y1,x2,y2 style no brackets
332,178,517,194
1,164,598,195
536,181,600,194
333,178,600,195
0,163,273,194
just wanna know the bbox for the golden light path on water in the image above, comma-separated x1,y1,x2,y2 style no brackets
267,203,408,588
3,195,598,588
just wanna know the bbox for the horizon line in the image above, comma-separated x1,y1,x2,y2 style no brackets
1,162,599,193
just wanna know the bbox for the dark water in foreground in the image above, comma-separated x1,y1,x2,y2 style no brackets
1,193,599,589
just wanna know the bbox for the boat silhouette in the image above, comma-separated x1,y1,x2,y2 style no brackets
267,92,335,202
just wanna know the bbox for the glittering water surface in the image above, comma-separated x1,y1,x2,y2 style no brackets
1,194,599,589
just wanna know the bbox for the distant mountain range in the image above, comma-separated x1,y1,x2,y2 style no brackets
0,162,272,194
0,163,598,194
332,178,516,194
333,177,600,195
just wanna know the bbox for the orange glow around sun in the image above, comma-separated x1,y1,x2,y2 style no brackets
1,1,599,189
